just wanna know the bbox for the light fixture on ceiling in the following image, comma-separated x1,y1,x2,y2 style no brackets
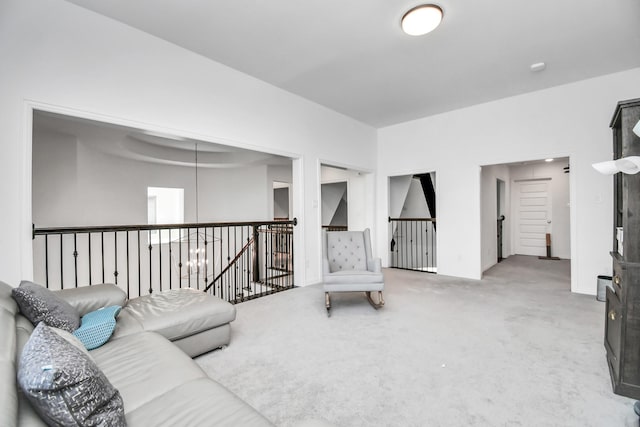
401,4,443,36
545,158,554,162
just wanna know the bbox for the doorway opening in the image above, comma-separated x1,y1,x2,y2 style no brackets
497,179,506,262
319,163,374,234
480,157,571,287
388,172,437,273
321,181,347,231
273,182,291,220
31,108,298,298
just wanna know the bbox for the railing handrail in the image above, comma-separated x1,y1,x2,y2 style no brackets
388,217,436,222
33,218,297,236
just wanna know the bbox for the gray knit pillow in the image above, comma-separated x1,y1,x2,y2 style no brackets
17,323,127,426
11,281,80,332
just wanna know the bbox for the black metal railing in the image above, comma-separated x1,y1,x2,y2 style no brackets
388,217,436,273
32,219,296,303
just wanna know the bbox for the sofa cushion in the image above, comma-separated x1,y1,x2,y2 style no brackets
125,378,274,427
50,326,92,357
90,331,207,413
17,323,126,427
11,281,80,332
73,305,121,350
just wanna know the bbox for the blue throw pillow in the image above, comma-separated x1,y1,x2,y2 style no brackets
73,305,121,350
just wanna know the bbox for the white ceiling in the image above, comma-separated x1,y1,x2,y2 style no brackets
66,0,640,127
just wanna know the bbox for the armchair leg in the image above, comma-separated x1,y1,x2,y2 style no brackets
325,292,331,317
366,291,385,310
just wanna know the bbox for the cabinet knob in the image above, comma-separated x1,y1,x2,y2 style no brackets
609,310,617,321
614,275,621,285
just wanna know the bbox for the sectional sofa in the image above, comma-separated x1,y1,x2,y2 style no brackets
0,280,274,426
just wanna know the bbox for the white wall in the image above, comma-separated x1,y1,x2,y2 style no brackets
31,130,79,226
0,0,377,286
32,127,274,227
377,67,640,294
509,161,571,260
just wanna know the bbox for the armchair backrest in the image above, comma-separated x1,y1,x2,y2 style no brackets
323,228,373,273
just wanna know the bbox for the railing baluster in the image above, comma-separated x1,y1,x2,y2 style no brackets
214,227,216,295
137,230,141,298
59,233,63,289
195,226,200,290
187,227,191,288
178,227,183,289
227,227,235,299
114,231,118,285
420,221,425,271
73,233,78,288
126,231,130,297
158,227,162,292
101,232,105,283
148,230,153,294
88,233,92,286
44,234,49,288
168,229,172,291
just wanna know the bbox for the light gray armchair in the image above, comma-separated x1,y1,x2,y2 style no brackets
322,228,385,316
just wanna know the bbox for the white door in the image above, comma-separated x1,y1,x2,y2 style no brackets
514,179,552,256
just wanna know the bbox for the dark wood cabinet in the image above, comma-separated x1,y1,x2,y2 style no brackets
605,98,640,399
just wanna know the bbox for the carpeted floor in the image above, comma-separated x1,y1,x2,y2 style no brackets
196,255,637,426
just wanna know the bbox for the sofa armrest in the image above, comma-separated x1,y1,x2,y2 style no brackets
367,258,381,273
54,284,127,316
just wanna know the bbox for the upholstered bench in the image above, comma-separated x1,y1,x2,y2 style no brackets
57,285,236,357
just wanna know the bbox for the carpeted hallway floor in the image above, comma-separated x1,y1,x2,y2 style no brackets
196,255,636,426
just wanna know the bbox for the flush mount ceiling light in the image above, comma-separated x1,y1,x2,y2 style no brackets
401,4,443,36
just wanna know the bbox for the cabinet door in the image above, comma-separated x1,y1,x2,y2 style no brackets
605,286,622,382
